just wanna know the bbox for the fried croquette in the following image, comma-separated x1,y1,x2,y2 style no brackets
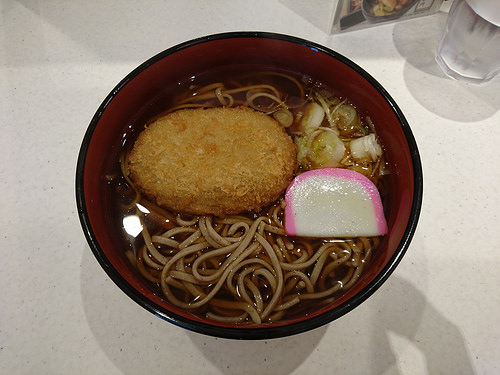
128,107,297,216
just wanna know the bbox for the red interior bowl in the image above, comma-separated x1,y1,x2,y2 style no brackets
76,32,423,339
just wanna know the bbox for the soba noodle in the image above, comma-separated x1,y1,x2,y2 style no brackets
114,71,385,324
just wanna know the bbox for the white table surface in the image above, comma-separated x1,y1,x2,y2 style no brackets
1,1,499,374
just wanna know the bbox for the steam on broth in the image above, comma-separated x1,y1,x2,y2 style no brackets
109,70,387,324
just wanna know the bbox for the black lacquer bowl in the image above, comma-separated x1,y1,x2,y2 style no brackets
76,32,423,340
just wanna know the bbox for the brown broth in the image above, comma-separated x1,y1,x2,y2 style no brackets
105,68,385,324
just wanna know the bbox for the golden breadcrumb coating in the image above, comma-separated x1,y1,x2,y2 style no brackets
128,107,297,216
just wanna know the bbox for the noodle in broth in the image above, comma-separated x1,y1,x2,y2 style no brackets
112,71,386,324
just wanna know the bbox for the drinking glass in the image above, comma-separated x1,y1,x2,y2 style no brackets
435,0,500,84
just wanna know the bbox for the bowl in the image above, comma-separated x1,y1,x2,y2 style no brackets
340,0,417,29
362,0,418,23
76,31,423,340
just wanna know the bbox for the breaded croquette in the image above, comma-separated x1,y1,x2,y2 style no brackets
128,107,297,216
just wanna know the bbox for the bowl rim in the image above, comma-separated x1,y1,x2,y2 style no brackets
76,31,423,340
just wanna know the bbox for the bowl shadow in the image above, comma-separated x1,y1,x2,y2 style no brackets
393,12,500,122
81,235,474,374
366,275,475,374
186,327,327,375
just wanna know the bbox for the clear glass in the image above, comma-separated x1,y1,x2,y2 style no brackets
436,0,500,84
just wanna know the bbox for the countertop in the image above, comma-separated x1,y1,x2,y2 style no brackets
1,1,499,374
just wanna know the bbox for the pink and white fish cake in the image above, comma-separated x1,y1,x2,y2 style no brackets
284,168,388,237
